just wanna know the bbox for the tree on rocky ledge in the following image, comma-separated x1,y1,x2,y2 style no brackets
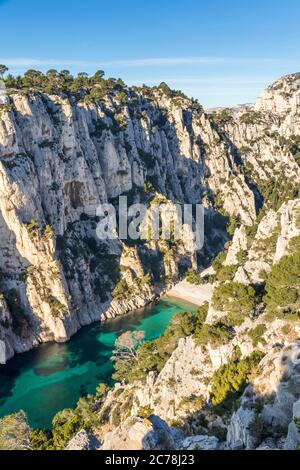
111,330,145,363
0,64,8,79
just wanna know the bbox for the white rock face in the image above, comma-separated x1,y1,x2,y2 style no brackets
0,84,261,362
0,72,299,364
223,198,300,285
284,399,300,450
274,200,300,262
227,407,256,450
226,342,300,450
66,430,101,450
255,73,300,116
225,226,247,265
179,434,219,450
101,416,175,450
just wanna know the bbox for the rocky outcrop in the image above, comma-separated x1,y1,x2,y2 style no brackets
179,434,220,450
226,406,256,450
99,413,220,451
101,415,176,450
66,429,101,450
226,342,300,450
223,198,300,285
284,399,300,450
255,73,300,116
0,411,31,450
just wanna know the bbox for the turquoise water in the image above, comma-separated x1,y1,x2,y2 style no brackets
0,297,197,429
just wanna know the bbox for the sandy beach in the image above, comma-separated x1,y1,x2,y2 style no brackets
165,280,214,306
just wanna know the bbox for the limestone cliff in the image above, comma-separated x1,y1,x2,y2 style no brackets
0,71,299,368
79,198,300,451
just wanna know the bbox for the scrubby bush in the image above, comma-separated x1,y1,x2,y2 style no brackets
264,251,300,315
95,383,110,400
212,282,256,326
194,302,209,327
212,251,227,272
239,111,263,125
51,409,83,449
186,270,204,285
211,109,233,126
29,429,54,450
248,415,270,442
289,235,300,254
227,215,240,236
210,351,264,414
247,324,267,347
137,406,154,419
215,264,238,282
193,322,232,348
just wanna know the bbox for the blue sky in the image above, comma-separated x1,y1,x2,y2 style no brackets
0,0,299,107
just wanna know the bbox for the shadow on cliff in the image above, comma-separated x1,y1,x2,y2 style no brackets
210,120,263,214
0,93,232,397
170,340,300,449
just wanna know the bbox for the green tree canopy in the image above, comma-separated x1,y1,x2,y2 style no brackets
264,251,300,312
212,281,256,325
0,64,8,78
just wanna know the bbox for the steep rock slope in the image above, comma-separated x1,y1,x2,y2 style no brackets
0,82,256,362
0,72,299,364
70,199,299,451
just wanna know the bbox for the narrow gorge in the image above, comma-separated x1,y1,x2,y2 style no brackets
0,70,300,451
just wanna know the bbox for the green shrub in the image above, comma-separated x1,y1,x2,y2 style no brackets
27,218,39,233
255,176,299,212
186,270,204,285
281,324,291,335
227,215,240,236
247,324,267,347
193,322,232,348
192,302,232,348
236,250,248,265
51,409,83,450
29,429,53,450
239,111,263,125
212,251,226,272
212,282,256,326
264,251,300,315
112,279,129,300
195,302,209,327
111,407,121,427
95,383,110,400
289,235,300,254
48,296,65,318
137,406,154,419
211,109,233,126
210,351,264,414
215,264,238,282
248,415,270,442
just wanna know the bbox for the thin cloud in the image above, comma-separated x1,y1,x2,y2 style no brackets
0,56,299,68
